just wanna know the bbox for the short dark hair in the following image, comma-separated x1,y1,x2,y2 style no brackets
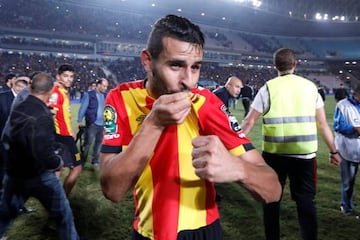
5,73,16,83
57,64,75,75
147,14,205,60
14,79,28,86
30,72,54,94
96,78,107,86
273,48,296,72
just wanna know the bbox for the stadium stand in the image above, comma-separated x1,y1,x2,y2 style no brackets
0,0,359,95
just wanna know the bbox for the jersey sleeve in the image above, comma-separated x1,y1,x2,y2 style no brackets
48,90,62,113
197,89,254,155
101,87,128,154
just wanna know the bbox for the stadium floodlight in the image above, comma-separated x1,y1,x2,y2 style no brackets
177,8,182,12
323,14,328,20
315,13,322,20
232,0,261,8
252,0,261,8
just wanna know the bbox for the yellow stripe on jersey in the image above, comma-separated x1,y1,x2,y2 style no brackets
229,145,248,156
136,163,154,236
177,119,207,231
121,88,149,136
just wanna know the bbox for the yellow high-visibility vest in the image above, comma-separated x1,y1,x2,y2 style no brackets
263,74,318,154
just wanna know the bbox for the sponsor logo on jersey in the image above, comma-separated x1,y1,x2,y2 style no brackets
220,104,242,133
104,133,121,140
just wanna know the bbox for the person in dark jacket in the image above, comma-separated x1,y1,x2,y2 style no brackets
0,72,79,240
0,78,28,197
77,78,109,166
0,74,15,93
240,80,254,118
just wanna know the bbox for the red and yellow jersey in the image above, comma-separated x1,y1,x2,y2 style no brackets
102,80,254,240
49,85,73,136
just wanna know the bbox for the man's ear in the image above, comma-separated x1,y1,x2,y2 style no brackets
293,60,297,69
141,49,152,73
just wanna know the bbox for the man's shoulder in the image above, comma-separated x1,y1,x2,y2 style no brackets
16,96,47,111
108,80,145,96
213,86,227,96
0,89,13,98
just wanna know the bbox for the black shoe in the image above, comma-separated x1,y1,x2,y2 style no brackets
18,207,36,214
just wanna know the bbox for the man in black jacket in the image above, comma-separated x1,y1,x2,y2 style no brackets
0,72,79,240
240,80,253,119
213,76,243,110
0,77,28,197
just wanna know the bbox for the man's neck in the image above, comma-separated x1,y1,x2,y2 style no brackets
56,82,68,91
279,71,293,76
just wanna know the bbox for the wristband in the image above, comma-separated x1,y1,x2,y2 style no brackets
330,151,338,155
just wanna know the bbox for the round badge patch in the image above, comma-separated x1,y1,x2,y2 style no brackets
103,105,117,134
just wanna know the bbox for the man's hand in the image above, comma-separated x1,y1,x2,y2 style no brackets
192,135,237,182
354,126,360,135
329,152,341,166
146,92,192,129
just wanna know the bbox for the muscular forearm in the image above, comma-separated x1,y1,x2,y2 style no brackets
241,109,261,135
318,123,337,152
100,118,164,202
237,160,281,203
236,151,281,203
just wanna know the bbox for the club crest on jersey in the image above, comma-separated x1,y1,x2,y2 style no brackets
220,104,241,133
103,105,117,134
49,93,58,105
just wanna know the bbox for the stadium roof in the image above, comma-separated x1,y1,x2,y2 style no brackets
86,0,360,38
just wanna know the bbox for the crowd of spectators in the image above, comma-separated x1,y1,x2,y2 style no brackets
0,52,106,95
2,50,344,101
0,51,277,98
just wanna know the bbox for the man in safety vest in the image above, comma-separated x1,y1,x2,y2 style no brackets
241,48,341,240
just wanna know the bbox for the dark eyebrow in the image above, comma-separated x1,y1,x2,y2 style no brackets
166,59,203,66
166,59,185,65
